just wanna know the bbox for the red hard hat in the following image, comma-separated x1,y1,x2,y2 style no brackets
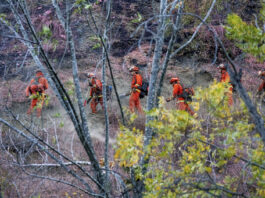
170,77,179,84
129,66,139,72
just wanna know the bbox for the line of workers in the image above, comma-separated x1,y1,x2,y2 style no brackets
25,65,265,117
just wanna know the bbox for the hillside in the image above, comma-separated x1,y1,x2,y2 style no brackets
0,0,264,197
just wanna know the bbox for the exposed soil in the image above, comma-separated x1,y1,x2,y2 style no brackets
0,0,264,197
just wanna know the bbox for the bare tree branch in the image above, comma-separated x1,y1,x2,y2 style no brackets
21,168,104,197
0,35,37,44
52,0,105,189
6,104,103,190
21,161,91,167
0,118,96,194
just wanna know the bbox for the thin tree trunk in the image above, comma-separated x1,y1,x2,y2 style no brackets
102,0,112,195
156,1,184,105
134,1,167,197
52,0,105,188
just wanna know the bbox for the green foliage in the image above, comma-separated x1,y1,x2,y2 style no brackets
92,43,101,50
114,125,143,167
53,112,61,118
37,25,59,51
44,94,50,106
59,121,64,128
29,93,49,110
74,0,93,14
0,13,10,26
89,36,102,50
261,0,265,21
40,26,52,39
52,136,57,145
115,82,265,197
0,13,6,19
65,80,76,101
32,194,41,198
51,39,59,52
131,12,143,24
182,0,223,26
225,7,265,62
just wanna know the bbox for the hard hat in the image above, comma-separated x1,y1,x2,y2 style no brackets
129,66,139,72
87,73,95,78
170,77,179,84
36,69,42,73
35,70,43,76
218,63,226,70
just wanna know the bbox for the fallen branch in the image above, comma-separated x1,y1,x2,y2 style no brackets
21,161,91,167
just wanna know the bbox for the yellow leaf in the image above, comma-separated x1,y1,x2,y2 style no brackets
192,102,200,111
205,166,212,173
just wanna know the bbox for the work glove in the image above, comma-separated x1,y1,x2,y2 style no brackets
84,100,87,107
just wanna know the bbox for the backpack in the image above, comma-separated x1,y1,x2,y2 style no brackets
180,87,194,102
139,80,149,99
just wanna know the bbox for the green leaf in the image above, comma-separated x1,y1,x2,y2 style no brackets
59,122,64,128
131,12,143,23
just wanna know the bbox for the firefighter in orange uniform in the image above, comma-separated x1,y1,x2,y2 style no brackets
218,63,233,106
257,71,265,95
25,70,49,117
84,73,104,114
166,77,194,115
129,66,143,114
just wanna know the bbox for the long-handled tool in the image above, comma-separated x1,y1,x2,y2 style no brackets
83,97,92,106
119,92,130,99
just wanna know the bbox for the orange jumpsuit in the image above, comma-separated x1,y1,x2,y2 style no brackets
129,73,143,113
220,70,233,106
258,80,265,93
172,83,194,115
25,73,48,117
89,78,103,113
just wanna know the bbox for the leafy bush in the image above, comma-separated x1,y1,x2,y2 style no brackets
225,2,265,62
115,81,265,197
